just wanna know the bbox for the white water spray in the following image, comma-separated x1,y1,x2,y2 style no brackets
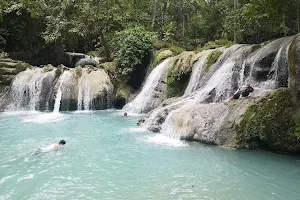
53,85,62,113
123,58,173,113
77,70,92,110
184,50,212,95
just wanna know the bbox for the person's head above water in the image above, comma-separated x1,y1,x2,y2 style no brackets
59,140,66,145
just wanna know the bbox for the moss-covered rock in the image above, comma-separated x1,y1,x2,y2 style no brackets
151,50,173,70
250,44,262,53
98,61,133,108
75,66,83,78
288,33,300,103
195,39,235,53
0,59,30,85
205,49,222,72
114,83,133,109
235,89,300,153
43,64,54,72
166,52,195,97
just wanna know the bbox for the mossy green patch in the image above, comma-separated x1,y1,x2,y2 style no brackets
251,44,262,53
87,51,100,57
14,62,30,73
236,89,300,153
288,35,299,103
55,68,63,78
196,39,235,53
205,49,222,72
43,64,54,72
151,49,173,70
166,52,195,97
75,66,82,78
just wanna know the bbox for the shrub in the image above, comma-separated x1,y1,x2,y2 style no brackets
115,26,156,82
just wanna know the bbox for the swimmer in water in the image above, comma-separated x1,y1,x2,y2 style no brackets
34,140,66,155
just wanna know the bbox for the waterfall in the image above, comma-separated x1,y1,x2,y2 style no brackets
53,85,62,113
193,61,236,103
123,58,173,113
184,50,212,95
8,68,55,111
238,61,247,87
77,69,91,110
53,70,76,111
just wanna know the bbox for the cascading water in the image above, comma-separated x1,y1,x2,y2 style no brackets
184,50,212,95
123,58,173,113
53,85,62,113
77,69,91,111
77,68,114,111
53,70,76,112
8,68,55,111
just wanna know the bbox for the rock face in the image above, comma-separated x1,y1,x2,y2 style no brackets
75,58,98,68
123,58,174,113
236,89,300,153
0,59,29,111
0,59,29,86
288,33,300,102
0,60,114,111
77,68,114,110
143,89,300,154
161,99,254,145
137,34,300,154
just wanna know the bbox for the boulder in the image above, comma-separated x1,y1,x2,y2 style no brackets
0,59,30,86
145,89,300,154
75,58,98,68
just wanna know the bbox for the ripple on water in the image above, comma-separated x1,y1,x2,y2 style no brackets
1,111,300,200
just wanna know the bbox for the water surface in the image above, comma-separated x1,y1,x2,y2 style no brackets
1,111,300,200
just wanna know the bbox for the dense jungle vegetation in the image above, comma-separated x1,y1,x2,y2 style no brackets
0,0,299,67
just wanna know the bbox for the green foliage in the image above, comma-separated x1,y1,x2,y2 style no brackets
87,51,101,57
205,49,223,72
153,41,173,50
169,46,185,56
294,120,300,140
115,27,156,80
153,41,185,56
1,0,300,67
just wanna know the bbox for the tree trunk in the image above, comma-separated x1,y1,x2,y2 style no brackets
152,0,157,29
234,0,237,42
99,31,111,61
297,1,300,32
